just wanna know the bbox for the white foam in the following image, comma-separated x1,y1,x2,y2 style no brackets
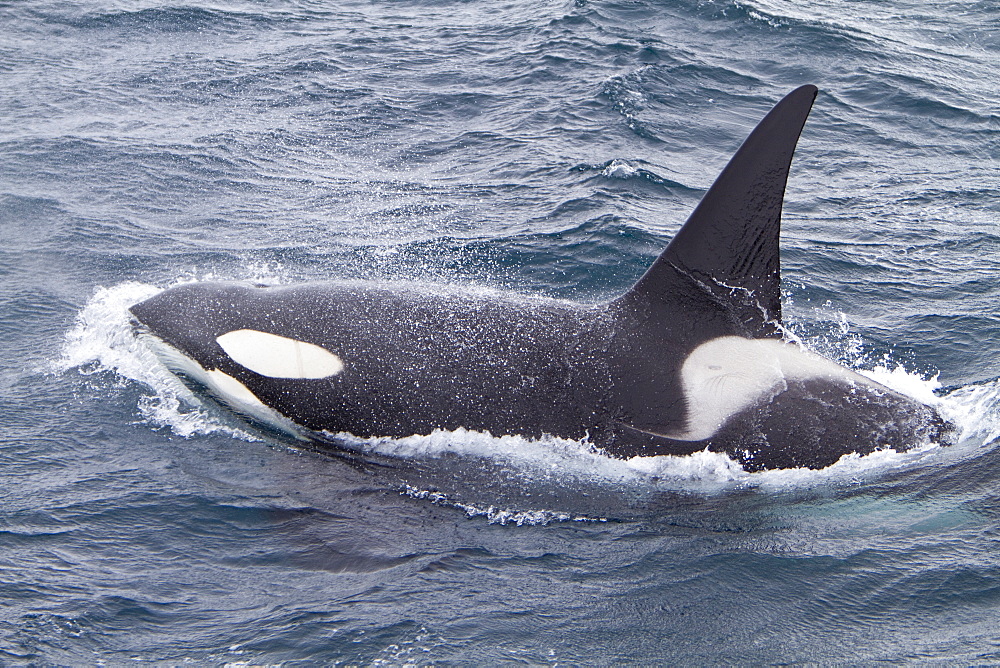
332,428,752,489
860,364,943,406
935,379,1000,446
57,282,258,440
402,485,606,526
602,159,639,179
336,420,963,493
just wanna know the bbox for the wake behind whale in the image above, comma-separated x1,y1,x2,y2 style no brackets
128,86,955,472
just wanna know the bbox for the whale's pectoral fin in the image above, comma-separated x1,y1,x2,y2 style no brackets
615,85,818,342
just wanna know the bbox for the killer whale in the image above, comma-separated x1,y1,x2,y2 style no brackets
129,85,953,471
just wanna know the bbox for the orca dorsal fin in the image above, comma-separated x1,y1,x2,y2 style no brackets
615,85,817,341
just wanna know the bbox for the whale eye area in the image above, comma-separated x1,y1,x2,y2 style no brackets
216,329,344,379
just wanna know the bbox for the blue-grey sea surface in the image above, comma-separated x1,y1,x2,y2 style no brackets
2,0,999,663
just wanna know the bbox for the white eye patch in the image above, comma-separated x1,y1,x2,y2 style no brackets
216,329,344,379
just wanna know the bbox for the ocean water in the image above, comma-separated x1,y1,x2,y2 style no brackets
2,0,999,663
